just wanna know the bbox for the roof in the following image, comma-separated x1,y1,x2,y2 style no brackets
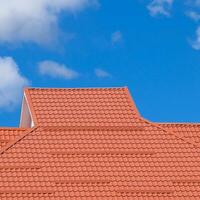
0,87,200,199
0,128,26,149
26,87,140,127
158,123,200,146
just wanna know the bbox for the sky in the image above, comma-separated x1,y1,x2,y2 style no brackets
1,0,200,127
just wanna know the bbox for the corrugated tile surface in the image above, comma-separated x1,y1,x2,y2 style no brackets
0,129,26,150
27,87,140,127
159,123,200,145
0,124,200,199
0,87,199,199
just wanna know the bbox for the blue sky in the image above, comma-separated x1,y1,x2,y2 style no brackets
0,0,200,127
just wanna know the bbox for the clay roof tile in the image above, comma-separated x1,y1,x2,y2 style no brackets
0,87,199,199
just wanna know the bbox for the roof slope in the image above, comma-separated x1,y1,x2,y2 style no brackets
0,128,26,150
158,123,200,146
0,87,199,199
26,87,140,127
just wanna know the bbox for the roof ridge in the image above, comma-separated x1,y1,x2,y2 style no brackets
25,86,128,90
0,128,26,131
157,122,200,125
143,118,200,148
123,89,200,148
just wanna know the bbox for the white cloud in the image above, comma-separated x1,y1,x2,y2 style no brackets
111,31,123,44
145,0,200,50
147,0,173,16
191,26,200,50
95,68,111,78
38,60,79,79
0,57,29,110
0,0,98,45
186,11,200,22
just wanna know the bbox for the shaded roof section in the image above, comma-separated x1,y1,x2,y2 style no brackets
26,87,140,127
0,128,26,150
158,123,200,146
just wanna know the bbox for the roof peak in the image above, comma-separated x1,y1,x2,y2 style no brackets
25,86,128,90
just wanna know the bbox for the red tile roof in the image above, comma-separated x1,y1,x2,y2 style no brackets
26,87,140,127
0,87,200,199
0,128,26,149
158,123,200,146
